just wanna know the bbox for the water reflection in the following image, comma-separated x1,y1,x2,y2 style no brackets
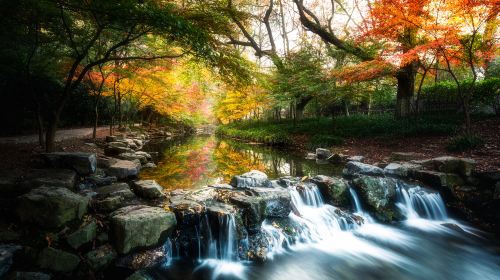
141,135,343,190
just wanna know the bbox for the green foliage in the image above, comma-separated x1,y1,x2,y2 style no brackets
217,113,461,147
421,78,500,106
446,135,484,152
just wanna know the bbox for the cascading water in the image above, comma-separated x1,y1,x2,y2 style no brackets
396,182,448,220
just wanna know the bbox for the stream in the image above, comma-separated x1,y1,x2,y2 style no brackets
140,135,500,280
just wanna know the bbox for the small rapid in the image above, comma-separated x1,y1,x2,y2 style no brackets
155,177,499,280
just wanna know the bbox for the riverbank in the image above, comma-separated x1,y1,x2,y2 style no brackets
216,115,500,173
0,127,499,279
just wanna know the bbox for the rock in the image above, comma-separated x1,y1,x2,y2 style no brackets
107,141,128,148
17,187,88,228
208,183,233,189
105,136,117,143
315,148,332,160
21,169,77,191
104,146,134,157
0,172,25,197
0,244,22,277
347,156,364,162
494,182,500,200
384,162,422,177
131,180,165,199
85,245,117,270
229,192,265,232
305,153,316,160
110,205,177,254
85,175,117,187
126,271,149,280
430,156,476,177
250,187,292,218
37,247,80,273
106,160,141,179
66,221,97,249
6,271,51,280
142,162,157,169
0,228,21,243
169,199,205,227
390,152,421,161
117,153,147,164
134,151,151,160
327,153,348,163
41,152,97,175
412,170,465,190
230,170,272,188
308,175,349,206
93,183,136,212
97,157,118,169
343,161,384,177
352,176,398,222
115,245,167,270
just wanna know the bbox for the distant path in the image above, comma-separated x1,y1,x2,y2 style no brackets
0,126,109,144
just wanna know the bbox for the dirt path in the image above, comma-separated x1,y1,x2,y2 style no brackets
0,126,109,144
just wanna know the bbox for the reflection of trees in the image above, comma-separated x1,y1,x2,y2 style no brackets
141,136,216,190
141,136,342,191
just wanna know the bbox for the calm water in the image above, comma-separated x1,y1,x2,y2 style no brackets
141,135,342,190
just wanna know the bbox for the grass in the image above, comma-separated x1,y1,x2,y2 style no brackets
216,113,462,147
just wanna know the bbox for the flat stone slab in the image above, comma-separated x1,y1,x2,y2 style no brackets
110,205,177,254
343,161,384,177
17,187,88,228
131,180,165,199
41,152,97,175
106,160,141,179
230,170,272,188
21,169,77,191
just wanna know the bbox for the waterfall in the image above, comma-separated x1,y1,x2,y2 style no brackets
396,183,448,220
262,184,355,252
217,214,238,261
349,187,363,214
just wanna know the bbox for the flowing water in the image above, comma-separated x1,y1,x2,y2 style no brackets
143,136,500,280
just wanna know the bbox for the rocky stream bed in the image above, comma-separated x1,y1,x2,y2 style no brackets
0,132,499,280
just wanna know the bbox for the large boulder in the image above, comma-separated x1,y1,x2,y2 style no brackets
92,183,136,212
411,170,464,190
250,187,291,218
37,247,80,273
343,161,384,177
351,176,398,222
429,156,476,177
110,206,177,254
230,170,271,188
0,244,22,277
41,152,96,175
105,160,141,179
307,175,349,206
21,169,77,191
131,180,165,199
383,162,422,178
229,192,265,232
66,221,97,249
17,187,88,228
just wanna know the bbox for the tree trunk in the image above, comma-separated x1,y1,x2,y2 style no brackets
395,63,417,118
295,96,312,121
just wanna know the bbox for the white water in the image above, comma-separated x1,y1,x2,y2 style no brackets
160,178,499,280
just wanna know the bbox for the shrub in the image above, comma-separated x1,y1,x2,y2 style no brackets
308,134,344,149
446,135,484,152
